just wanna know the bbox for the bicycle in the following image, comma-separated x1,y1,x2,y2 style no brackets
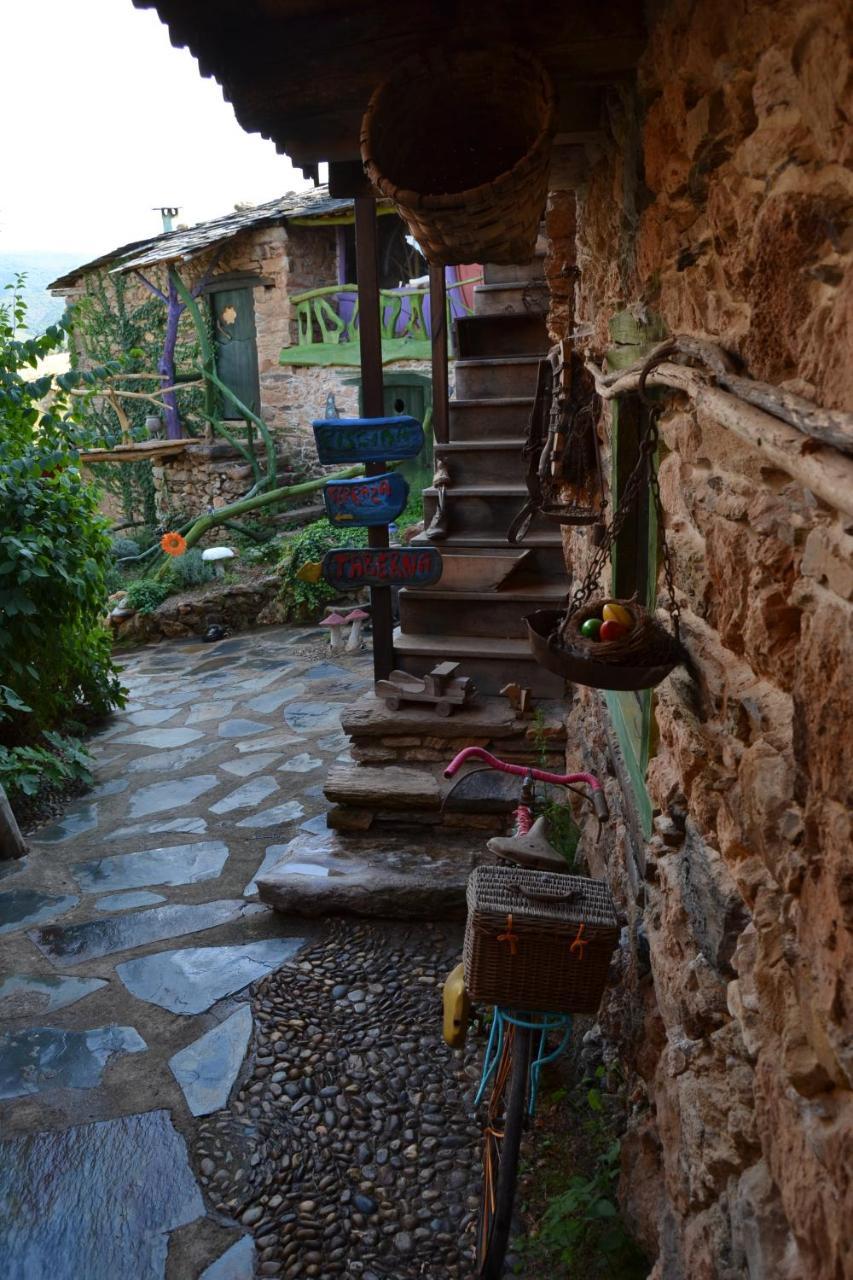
442,746,617,1280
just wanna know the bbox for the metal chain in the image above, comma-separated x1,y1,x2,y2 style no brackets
566,409,679,636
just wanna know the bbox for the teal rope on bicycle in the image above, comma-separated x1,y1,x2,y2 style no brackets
475,1008,574,1115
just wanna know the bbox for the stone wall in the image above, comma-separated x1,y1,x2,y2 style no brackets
546,3,852,1277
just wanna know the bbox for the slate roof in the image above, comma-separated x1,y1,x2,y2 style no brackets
49,186,353,291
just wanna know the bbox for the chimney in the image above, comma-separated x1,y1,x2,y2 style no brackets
153,206,180,233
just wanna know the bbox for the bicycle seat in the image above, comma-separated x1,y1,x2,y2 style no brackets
487,816,568,872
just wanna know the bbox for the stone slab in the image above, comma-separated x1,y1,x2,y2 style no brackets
30,899,256,968
94,891,167,912
0,1110,204,1279
0,975,108,1019
128,774,219,818
168,1004,253,1115
199,1236,256,1280
0,889,79,937
256,829,474,920
324,764,441,811
0,1024,147,1099
31,803,98,844
116,938,305,1014
74,841,230,893
340,692,565,740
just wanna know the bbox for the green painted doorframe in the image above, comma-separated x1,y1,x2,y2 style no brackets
603,311,667,838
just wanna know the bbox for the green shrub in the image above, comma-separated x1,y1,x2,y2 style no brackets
0,731,93,802
277,519,368,619
110,536,141,559
123,578,171,613
163,547,216,591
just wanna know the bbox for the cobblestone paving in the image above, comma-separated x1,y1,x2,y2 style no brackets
0,628,484,1279
197,920,482,1278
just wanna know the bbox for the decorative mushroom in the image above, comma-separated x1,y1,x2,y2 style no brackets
201,546,236,578
343,607,369,652
320,611,347,651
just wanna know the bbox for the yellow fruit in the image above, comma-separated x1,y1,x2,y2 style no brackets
603,602,632,628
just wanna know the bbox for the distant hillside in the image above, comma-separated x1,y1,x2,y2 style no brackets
0,251,84,334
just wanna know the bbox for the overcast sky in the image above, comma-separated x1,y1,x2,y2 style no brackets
1,0,311,257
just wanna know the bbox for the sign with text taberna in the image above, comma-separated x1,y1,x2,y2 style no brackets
312,415,424,465
323,471,409,527
321,546,442,590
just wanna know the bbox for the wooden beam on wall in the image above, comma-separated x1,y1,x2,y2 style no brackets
354,196,394,683
429,265,449,447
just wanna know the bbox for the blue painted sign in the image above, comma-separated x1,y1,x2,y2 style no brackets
323,471,409,527
322,546,443,589
312,415,424,464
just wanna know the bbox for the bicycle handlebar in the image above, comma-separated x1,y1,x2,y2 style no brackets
444,746,605,802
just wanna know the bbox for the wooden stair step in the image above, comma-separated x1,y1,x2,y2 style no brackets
435,439,524,485
455,312,549,358
473,280,549,317
399,579,568,639
393,629,565,697
453,355,541,399
448,397,534,440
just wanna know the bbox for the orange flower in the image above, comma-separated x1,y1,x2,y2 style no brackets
160,531,187,557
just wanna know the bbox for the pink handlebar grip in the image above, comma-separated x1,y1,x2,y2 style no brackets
443,745,602,791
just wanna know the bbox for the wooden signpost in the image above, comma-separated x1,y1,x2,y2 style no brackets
321,545,442,590
312,415,424,465
323,471,409,527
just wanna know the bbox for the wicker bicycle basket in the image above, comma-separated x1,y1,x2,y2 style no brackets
464,865,620,1015
360,46,556,266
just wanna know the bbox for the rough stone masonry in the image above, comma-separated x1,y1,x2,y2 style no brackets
545,2,852,1277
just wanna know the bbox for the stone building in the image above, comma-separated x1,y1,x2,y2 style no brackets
50,190,475,515
129,2,851,1277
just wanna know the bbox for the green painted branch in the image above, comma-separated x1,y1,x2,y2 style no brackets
197,411,261,482
171,269,277,489
153,465,365,577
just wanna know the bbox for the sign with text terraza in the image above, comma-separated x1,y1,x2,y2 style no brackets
323,471,409,527
321,546,442,589
312,415,424,464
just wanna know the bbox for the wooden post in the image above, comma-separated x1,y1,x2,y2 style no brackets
0,784,27,861
354,196,394,683
429,264,449,446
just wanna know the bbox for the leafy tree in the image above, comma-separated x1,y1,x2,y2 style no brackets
0,276,124,764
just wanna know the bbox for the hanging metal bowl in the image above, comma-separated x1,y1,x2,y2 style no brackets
525,604,682,691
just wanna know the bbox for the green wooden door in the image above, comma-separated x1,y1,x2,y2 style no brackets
211,287,260,420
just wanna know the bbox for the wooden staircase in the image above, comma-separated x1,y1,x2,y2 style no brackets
394,255,569,696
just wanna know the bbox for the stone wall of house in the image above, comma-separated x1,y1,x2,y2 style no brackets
545,2,852,1277
67,223,433,518
150,442,298,522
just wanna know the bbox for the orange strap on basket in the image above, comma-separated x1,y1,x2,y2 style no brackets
569,921,588,960
498,913,519,957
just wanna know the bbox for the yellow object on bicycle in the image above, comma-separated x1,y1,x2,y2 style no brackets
442,962,472,1049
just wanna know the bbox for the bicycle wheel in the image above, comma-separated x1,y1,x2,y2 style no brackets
476,1022,532,1279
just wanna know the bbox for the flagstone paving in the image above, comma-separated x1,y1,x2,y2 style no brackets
0,626,484,1278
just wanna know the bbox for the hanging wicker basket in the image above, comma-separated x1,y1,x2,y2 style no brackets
360,46,556,266
526,600,683,691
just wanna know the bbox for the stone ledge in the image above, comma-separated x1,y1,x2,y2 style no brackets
341,692,566,741
324,764,441,810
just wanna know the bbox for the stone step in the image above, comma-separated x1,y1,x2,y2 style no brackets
448,396,534,441
423,484,551,537
256,826,477,919
399,579,568,639
393,629,566,697
483,259,546,286
453,356,540,400
473,280,549,317
455,312,549,358
434,438,525,486
411,530,566,578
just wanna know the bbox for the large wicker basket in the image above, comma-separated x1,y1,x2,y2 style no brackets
360,46,556,266
464,865,619,1015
